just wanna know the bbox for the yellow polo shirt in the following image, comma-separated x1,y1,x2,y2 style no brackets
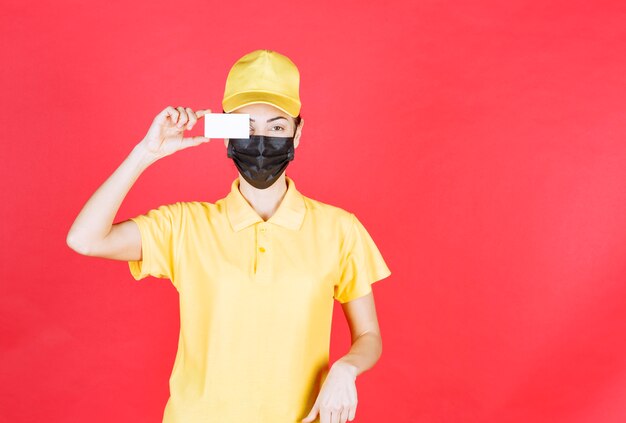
127,175,391,423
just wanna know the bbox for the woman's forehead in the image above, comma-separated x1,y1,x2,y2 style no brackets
232,103,289,118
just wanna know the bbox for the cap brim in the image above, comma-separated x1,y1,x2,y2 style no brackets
222,90,301,117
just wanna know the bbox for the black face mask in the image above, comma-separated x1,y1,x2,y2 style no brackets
227,134,295,189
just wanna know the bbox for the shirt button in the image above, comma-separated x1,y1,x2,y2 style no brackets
259,247,266,253
260,227,266,232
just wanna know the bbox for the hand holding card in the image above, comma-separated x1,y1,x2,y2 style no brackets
138,106,213,163
204,113,250,139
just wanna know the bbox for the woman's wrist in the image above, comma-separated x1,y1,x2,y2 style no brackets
130,141,158,170
333,358,359,380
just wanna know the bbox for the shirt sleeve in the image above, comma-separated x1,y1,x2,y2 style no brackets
334,213,392,303
127,202,181,288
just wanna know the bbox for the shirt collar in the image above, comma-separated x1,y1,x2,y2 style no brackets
225,175,306,232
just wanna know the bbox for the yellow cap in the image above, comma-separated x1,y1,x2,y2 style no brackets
222,49,302,118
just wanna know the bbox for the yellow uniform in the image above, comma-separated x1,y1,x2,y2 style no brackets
127,175,392,422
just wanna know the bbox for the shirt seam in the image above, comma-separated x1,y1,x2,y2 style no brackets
335,212,358,302
130,216,151,279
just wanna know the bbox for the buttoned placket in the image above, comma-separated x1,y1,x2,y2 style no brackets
254,222,272,284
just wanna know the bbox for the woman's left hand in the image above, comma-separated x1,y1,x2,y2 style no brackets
301,361,359,423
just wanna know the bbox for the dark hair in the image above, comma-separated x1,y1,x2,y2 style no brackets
222,109,301,128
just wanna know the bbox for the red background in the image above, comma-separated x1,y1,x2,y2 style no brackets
2,0,626,422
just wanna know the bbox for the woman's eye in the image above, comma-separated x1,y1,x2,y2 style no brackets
271,126,284,131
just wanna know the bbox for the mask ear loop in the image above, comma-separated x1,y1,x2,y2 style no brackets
226,139,234,158
287,119,297,160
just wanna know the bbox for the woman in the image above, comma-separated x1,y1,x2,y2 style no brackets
67,49,392,423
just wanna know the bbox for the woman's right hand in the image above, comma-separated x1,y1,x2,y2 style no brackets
138,106,212,161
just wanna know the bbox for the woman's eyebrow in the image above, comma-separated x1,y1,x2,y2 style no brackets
249,116,288,123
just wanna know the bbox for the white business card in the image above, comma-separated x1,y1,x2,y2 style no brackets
204,113,250,139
